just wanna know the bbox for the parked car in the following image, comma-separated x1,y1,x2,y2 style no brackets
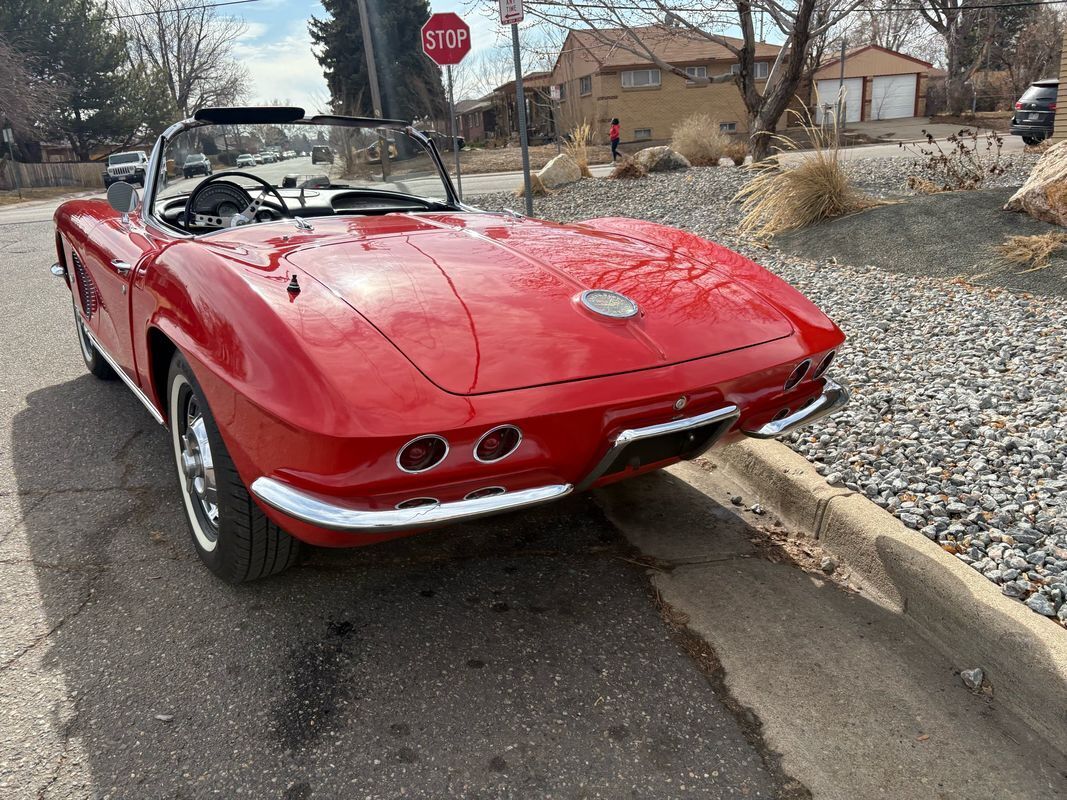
182,153,212,179
261,151,277,164
102,151,149,187
51,106,848,583
235,153,255,168
1011,79,1057,145
420,129,465,151
311,145,335,165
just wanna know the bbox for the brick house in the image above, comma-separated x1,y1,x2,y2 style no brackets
549,26,782,144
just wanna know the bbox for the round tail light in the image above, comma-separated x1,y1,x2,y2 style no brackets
395,497,439,510
396,435,448,473
813,350,836,379
474,425,522,463
464,486,506,500
784,359,811,391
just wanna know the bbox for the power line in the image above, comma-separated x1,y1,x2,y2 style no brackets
103,0,263,21
535,0,1067,12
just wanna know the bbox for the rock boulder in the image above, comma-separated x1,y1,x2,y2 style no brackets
536,153,582,188
1005,141,1067,225
633,146,691,172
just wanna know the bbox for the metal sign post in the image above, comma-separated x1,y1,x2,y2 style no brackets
2,123,21,200
421,12,472,199
501,0,532,215
446,64,462,198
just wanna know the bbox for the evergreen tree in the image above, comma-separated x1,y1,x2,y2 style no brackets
309,0,446,122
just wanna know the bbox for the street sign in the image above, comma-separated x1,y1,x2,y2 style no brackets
499,0,523,25
421,12,471,67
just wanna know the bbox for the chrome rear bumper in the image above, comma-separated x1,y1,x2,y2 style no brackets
250,478,573,533
743,378,850,439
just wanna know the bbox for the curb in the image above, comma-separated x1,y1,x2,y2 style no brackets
708,438,1067,753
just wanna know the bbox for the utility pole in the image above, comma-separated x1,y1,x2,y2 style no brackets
836,38,847,145
356,0,389,179
3,119,22,200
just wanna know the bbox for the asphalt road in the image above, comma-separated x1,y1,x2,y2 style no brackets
1,221,791,798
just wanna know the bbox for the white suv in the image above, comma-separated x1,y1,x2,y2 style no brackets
103,151,149,187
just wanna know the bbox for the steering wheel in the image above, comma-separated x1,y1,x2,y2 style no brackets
184,171,292,230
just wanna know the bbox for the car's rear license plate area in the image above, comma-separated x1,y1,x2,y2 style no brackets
600,420,732,478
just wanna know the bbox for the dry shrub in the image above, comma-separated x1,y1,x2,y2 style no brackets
515,173,548,197
671,114,729,166
994,232,1067,271
899,128,1005,191
564,120,594,178
724,140,747,166
1024,138,1053,154
610,157,647,180
906,176,945,194
733,108,876,239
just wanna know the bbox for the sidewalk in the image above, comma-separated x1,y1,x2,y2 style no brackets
596,462,1066,800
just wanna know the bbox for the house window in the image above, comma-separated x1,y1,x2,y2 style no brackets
730,62,770,79
621,69,661,89
579,75,592,95
685,66,707,81
634,128,652,140
719,122,737,133
557,82,567,100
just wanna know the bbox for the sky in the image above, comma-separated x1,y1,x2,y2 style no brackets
233,0,507,112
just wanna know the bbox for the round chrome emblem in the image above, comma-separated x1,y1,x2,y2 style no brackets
579,289,639,319
674,396,688,411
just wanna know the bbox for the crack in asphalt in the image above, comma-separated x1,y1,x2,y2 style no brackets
0,581,95,674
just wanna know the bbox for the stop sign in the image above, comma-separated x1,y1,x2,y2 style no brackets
421,12,471,67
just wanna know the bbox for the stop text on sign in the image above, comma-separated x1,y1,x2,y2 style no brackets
424,28,467,51
421,12,472,67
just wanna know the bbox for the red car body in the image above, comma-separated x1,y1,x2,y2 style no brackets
51,110,847,574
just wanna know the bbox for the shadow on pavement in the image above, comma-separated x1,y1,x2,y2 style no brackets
9,374,787,799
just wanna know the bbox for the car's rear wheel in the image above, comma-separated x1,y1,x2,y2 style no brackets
1023,136,1038,145
167,352,300,582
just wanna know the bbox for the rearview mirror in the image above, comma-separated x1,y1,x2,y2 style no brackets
106,181,140,219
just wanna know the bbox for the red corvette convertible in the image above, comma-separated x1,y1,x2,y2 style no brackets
51,107,848,582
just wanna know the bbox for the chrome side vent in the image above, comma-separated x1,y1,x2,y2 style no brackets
71,250,99,319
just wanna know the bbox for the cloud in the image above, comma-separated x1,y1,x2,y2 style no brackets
236,28,329,113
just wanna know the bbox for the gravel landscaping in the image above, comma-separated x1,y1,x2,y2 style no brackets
470,155,1067,625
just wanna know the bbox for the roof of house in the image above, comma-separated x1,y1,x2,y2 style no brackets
494,71,553,94
818,44,934,72
455,98,493,114
559,26,782,73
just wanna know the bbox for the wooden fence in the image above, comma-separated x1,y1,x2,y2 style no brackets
0,160,104,190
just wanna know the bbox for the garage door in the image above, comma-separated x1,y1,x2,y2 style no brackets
870,74,917,120
815,78,863,125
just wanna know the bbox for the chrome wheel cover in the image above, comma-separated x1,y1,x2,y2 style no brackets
171,375,219,550
72,298,94,362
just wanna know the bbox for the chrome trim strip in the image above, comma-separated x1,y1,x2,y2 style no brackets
395,434,450,474
576,404,740,492
744,379,850,439
81,324,165,425
251,479,572,532
473,425,523,464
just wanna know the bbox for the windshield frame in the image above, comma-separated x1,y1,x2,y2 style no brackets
141,109,461,238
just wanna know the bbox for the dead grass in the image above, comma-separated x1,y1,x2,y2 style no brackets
0,186,95,205
671,114,729,166
906,176,946,194
724,140,747,166
515,172,549,197
733,109,877,239
610,157,647,180
564,120,594,178
1024,139,1053,154
994,232,1067,271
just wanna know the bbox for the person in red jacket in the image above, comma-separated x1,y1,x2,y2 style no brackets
609,118,620,161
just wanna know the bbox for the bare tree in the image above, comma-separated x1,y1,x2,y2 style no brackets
0,35,59,137
916,0,995,114
119,0,249,117
846,1,934,53
493,0,865,160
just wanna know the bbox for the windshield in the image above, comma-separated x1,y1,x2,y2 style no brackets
1021,84,1058,102
111,153,141,164
184,154,206,163
154,122,453,220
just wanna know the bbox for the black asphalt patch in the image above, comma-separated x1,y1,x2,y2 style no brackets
774,187,1067,298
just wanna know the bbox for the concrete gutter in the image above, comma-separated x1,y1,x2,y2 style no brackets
708,438,1067,753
